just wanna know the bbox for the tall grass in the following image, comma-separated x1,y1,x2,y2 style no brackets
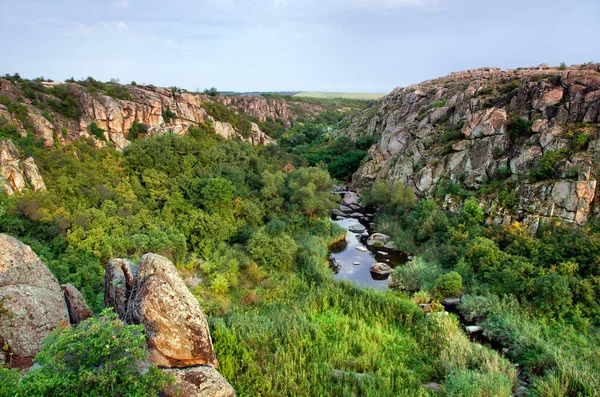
459,295,600,396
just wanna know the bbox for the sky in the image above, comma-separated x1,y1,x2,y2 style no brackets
0,0,599,93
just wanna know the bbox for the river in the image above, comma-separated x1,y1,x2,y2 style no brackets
329,213,408,289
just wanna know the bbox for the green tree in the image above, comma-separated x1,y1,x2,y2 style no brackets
201,177,236,214
287,167,338,217
461,198,484,226
247,227,297,270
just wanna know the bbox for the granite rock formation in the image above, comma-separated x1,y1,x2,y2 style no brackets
343,63,600,228
0,140,45,195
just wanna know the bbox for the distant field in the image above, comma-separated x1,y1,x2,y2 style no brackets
295,92,386,100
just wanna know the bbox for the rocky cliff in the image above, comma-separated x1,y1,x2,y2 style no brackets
0,140,45,195
343,63,600,228
0,78,318,150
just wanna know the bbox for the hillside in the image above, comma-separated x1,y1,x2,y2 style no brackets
341,63,600,229
0,76,328,150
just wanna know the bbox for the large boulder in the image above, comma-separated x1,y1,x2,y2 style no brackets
134,254,217,368
61,284,92,325
160,366,236,397
0,234,70,369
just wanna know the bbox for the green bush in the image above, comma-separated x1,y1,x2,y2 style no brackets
247,227,297,270
128,121,149,139
2,309,173,396
89,122,105,141
507,113,533,138
433,271,463,299
461,198,484,225
162,109,177,124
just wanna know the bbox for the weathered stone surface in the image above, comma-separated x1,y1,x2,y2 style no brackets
348,224,366,233
366,233,391,247
370,262,393,275
21,157,46,191
61,283,92,325
342,191,360,206
345,64,600,226
0,79,297,150
0,140,45,195
160,366,236,397
135,254,217,368
465,325,483,333
331,209,346,217
104,258,138,322
0,234,69,369
462,108,508,139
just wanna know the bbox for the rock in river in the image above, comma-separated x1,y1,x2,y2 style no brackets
348,224,366,233
366,233,391,247
370,262,393,275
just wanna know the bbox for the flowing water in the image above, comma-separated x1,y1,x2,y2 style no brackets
329,214,408,289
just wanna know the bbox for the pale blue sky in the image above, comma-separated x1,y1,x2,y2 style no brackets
0,0,598,93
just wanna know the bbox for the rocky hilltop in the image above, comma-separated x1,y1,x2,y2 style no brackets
343,63,600,228
0,78,320,150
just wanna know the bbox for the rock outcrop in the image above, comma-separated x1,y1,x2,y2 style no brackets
104,253,234,396
343,63,600,227
61,284,93,325
160,366,236,397
0,140,46,195
0,79,322,150
134,254,217,368
0,234,90,369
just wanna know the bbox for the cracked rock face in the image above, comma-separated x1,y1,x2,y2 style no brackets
0,79,312,150
135,254,217,368
105,254,218,369
0,140,46,195
344,64,600,226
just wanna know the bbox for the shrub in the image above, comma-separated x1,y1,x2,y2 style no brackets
247,227,297,270
558,62,567,71
356,135,379,150
507,113,533,137
89,122,105,141
47,84,80,119
203,87,219,97
4,309,173,396
431,99,447,108
389,258,443,292
434,271,463,299
461,198,484,225
128,121,149,139
162,109,177,124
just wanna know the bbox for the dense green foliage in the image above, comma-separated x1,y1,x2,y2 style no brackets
365,181,600,392
0,309,173,396
0,113,522,395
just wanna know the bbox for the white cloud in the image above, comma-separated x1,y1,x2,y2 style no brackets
272,0,287,10
103,20,129,32
341,0,443,9
114,0,130,8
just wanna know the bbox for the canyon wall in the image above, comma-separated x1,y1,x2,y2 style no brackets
342,64,600,227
